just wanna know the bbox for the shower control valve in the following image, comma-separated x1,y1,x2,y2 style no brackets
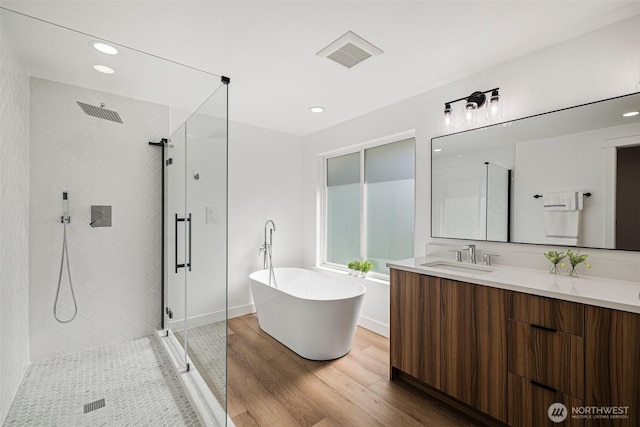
60,215,71,224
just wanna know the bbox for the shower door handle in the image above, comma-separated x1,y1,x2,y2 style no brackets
187,213,192,272
174,214,192,273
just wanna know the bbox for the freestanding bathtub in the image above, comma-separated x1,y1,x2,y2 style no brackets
249,268,366,360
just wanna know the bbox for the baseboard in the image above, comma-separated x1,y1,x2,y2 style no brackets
358,315,389,337
168,304,255,329
228,303,255,319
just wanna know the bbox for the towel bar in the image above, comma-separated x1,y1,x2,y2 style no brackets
534,192,591,199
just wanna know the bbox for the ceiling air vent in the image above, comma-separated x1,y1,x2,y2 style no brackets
316,31,383,69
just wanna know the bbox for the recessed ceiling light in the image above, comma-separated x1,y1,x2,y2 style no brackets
93,65,115,74
433,148,443,152
623,111,639,117
310,106,325,113
91,41,118,55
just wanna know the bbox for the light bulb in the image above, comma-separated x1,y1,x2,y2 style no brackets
442,103,454,132
464,102,477,126
488,90,502,121
92,42,119,55
93,65,115,74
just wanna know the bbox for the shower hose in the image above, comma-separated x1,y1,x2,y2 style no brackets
54,220,78,323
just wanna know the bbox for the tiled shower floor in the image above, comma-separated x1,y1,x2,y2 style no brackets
3,335,201,426
175,321,226,407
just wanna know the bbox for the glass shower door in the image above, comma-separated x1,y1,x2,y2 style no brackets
184,83,228,414
164,80,228,426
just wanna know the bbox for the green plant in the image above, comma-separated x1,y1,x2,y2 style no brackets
544,250,566,274
347,260,361,270
544,250,566,265
566,249,591,268
359,260,373,274
566,249,591,277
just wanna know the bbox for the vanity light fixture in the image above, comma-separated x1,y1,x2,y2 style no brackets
442,88,502,132
309,106,325,113
623,111,639,117
93,65,115,74
91,41,119,55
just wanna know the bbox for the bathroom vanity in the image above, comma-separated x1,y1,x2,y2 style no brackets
388,257,640,427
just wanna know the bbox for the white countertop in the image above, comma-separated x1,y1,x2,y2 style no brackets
388,256,640,314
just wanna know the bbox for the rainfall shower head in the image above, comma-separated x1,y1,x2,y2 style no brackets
76,101,123,124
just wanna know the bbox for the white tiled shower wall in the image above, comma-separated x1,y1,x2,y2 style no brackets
0,23,31,424
29,78,168,362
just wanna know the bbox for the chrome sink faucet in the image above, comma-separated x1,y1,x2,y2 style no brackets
462,244,476,264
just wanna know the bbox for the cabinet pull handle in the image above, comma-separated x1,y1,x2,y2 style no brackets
530,380,557,393
531,323,557,333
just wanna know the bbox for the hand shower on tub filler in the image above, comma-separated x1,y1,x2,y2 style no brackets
258,220,278,288
54,191,78,323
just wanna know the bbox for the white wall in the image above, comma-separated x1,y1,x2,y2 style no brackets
302,15,640,336
0,21,31,425
227,121,304,316
29,78,167,362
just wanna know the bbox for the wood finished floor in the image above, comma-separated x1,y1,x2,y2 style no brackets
228,314,483,427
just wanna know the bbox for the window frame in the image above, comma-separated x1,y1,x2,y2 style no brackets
319,130,416,280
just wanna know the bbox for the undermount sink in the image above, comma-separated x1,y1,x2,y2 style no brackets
420,260,495,275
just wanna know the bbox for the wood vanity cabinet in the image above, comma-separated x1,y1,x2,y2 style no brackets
390,269,508,424
441,279,508,423
508,373,584,427
585,306,640,427
389,269,441,388
390,268,640,427
507,292,585,427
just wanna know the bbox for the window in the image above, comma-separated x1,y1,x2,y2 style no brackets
324,137,415,276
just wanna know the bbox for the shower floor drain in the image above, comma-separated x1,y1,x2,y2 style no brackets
83,398,106,414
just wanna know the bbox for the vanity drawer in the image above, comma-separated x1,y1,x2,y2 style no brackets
508,292,584,336
508,320,584,398
508,373,584,427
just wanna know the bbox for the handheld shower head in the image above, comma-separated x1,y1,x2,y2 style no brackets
61,191,70,223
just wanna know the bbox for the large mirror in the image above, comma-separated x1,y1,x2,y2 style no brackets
431,92,640,250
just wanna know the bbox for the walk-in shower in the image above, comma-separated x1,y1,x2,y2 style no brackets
0,7,229,426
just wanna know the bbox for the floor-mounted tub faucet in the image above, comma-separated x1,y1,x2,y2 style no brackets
260,220,276,269
259,220,278,287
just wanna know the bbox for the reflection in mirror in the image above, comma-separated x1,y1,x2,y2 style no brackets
431,92,640,250
431,156,510,242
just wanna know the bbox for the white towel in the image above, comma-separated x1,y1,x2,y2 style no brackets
542,191,583,211
542,192,583,245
